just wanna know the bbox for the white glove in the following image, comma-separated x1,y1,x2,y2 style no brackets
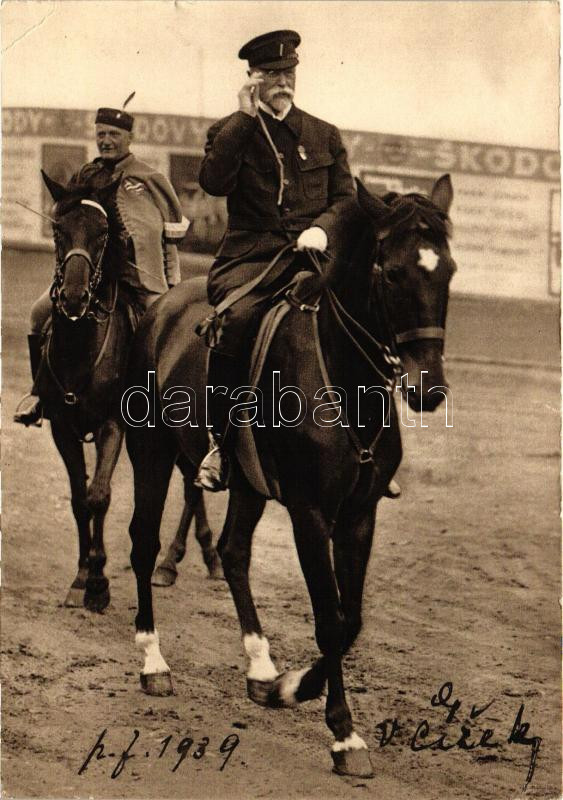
296,226,328,252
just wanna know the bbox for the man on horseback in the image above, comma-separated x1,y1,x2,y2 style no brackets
194,30,357,490
14,104,189,427
195,31,400,498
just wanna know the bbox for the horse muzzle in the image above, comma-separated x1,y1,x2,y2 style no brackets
58,286,92,321
399,345,449,412
404,381,449,412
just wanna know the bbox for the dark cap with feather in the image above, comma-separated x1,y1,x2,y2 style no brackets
95,108,133,131
95,92,136,131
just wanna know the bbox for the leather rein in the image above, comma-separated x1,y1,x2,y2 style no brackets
293,244,446,465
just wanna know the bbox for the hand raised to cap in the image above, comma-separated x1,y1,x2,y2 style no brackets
238,73,264,117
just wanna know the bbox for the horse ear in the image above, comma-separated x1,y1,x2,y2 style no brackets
95,175,122,206
431,174,453,214
41,170,69,202
355,178,389,221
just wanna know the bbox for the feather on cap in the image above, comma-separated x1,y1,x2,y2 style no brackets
95,93,135,131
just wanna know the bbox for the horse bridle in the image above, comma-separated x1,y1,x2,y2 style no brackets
372,264,446,347
46,198,115,440
373,230,447,349
51,199,110,320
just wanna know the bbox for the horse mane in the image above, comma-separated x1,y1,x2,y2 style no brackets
325,190,451,290
379,192,451,240
53,185,96,218
54,182,120,222
321,188,452,337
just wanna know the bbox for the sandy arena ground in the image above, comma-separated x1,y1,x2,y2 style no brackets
2,252,561,800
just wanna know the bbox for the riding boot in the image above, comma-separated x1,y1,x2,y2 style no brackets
14,334,44,427
194,350,240,492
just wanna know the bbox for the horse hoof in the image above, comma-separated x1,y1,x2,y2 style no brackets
152,565,177,587
140,671,174,696
331,747,374,779
84,582,110,613
246,678,275,706
207,559,224,581
64,587,85,607
84,590,110,613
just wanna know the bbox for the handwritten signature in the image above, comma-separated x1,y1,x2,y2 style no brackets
78,729,240,778
374,682,542,791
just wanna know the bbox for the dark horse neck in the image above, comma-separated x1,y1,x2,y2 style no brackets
317,200,392,437
324,200,376,324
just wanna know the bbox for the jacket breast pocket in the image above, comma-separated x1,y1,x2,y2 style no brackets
298,154,334,199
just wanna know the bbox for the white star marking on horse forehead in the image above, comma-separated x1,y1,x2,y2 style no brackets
418,248,439,271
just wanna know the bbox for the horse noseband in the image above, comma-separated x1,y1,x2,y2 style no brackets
61,247,95,270
395,326,445,344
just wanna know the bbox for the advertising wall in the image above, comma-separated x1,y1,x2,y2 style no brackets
3,107,559,300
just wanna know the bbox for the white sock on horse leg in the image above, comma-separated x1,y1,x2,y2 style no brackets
331,732,368,752
135,630,170,675
243,633,279,681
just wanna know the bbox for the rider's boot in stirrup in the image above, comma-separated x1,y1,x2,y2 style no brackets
194,351,238,492
194,430,231,492
14,334,43,427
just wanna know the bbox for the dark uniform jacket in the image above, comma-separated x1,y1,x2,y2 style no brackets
199,105,354,305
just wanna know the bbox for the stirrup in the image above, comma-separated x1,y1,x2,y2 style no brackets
13,393,43,427
194,433,230,492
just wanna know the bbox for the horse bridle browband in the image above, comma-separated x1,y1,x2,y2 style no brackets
80,199,107,217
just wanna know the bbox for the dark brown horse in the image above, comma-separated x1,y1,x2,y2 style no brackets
36,172,219,612
124,175,456,777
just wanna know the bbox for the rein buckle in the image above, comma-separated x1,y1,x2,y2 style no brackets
298,300,320,313
285,289,320,314
64,392,78,406
359,449,373,464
